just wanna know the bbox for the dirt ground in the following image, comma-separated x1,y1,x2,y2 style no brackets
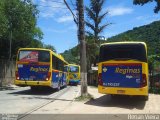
62,86,160,114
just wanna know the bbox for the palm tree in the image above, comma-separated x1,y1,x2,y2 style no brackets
85,0,110,43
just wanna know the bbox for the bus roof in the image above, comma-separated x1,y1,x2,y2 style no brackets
18,48,68,64
65,64,80,67
18,48,51,52
101,42,146,47
99,42,147,62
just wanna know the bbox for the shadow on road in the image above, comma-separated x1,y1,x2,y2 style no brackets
8,87,59,96
85,95,146,110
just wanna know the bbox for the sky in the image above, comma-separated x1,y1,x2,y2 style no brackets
33,0,160,53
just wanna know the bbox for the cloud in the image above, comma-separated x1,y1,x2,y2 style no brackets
135,15,160,24
34,0,76,24
43,28,67,33
37,0,66,18
108,6,133,16
56,15,73,23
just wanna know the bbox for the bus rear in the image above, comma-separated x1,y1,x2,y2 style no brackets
98,42,149,100
65,64,80,85
15,48,52,88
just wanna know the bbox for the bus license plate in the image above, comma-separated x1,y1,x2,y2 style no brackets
117,90,125,94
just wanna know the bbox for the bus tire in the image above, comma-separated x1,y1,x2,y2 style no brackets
141,96,148,101
30,86,37,91
110,94,117,99
57,83,61,91
144,96,149,101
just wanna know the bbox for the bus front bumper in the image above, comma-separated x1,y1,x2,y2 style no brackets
14,80,51,87
98,85,148,96
69,80,80,84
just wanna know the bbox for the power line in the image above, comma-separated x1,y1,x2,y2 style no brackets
63,0,78,25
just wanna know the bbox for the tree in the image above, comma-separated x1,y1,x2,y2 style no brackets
78,0,88,96
0,1,8,37
64,0,88,96
0,0,43,59
44,44,56,52
85,0,110,75
133,0,160,13
85,0,110,43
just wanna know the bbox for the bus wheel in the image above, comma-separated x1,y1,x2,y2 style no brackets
143,96,149,101
110,94,116,99
30,86,37,91
57,83,61,91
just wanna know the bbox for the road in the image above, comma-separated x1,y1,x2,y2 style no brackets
0,85,79,117
0,86,160,120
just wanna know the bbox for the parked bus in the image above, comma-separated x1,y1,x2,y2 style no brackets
64,64,80,85
98,42,149,100
15,48,68,90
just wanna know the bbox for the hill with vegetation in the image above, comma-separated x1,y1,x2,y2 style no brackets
62,20,160,64
107,20,160,55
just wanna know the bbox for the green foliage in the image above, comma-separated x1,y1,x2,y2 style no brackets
0,1,8,37
85,0,110,42
83,0,110,70
61,46,80,64
133,0,160,13
61,36,106,68
44,44,56,52
0,0,44,59
107,20,160,56
62,20,160,73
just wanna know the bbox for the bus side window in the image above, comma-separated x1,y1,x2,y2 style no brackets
58,60,64,71
55,58,59,70
52,55,57,69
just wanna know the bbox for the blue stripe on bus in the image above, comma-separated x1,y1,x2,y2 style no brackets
102,65,142,88
18,64,49,81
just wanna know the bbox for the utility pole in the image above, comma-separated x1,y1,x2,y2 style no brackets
77,0,88,96
64,0,88,96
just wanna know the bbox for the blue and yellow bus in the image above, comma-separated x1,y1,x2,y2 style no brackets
64,64,80,85
98,42,149,100
15,48,68,90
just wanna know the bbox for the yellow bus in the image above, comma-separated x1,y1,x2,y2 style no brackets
98,42,149,100
64,64,80,85
15,48,68,90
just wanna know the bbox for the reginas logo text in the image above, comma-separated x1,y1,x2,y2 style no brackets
30,67,49,72
115,67,140,75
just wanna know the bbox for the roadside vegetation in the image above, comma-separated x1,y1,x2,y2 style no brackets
0,0,55,59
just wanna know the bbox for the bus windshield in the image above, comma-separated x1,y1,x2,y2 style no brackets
18,50,50,62
99,43,147,62
69,66,79,72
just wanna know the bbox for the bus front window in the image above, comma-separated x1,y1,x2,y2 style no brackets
99,43,147,62
69,66,79,72
18,50,50,62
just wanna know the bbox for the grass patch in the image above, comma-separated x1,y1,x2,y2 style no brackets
75,93,94,101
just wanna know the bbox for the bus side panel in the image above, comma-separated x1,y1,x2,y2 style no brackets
61,72,67,86
52,71,59,88
59,72,66,87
